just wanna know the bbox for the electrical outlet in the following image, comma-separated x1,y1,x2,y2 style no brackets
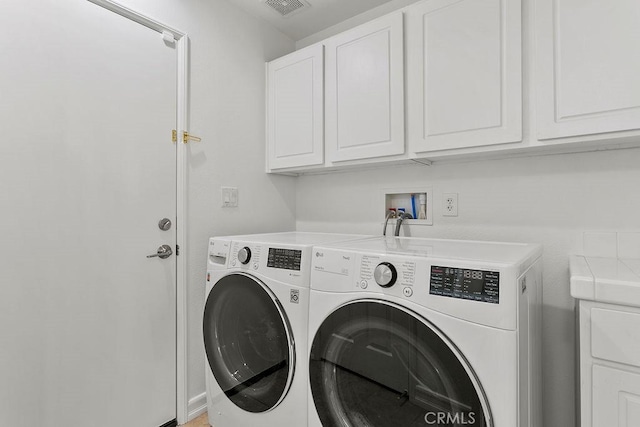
221,187,238,208
443,193,458,217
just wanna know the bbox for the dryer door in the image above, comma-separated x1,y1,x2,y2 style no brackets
203,273,294,413
309,300,491,426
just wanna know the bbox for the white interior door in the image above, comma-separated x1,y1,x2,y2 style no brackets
0,1,177,426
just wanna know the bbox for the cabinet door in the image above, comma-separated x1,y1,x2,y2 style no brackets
536,0,640,140
593,365,640,427
267,44,324,171
407,0,522,153
325,12,405,163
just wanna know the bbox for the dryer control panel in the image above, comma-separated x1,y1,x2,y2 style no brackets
430,266,500,304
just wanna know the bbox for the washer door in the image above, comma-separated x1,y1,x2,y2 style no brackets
203,273,294,413
309,300,490,427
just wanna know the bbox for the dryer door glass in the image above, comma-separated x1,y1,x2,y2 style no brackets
309,301,489,426
203,273,294,413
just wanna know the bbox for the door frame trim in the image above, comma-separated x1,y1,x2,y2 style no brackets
86,0,190,423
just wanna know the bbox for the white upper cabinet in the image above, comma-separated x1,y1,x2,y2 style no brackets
324,12,405,163
536,0,640,140
265,0,640,174
267,44,324,171
406,0,522,153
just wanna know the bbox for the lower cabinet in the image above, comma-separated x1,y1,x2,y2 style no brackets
592,365,640,427
578,302,640,427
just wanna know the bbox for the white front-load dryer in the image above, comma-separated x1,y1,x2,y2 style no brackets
203,232,369,427
308,236,543,427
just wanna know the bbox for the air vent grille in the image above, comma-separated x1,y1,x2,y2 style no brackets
263,0,310,17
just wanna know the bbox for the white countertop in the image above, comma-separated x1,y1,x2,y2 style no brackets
570,255,640,306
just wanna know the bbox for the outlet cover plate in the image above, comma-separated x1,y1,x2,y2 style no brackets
443,193,458,217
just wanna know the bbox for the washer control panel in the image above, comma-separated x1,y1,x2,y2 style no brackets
237,247,251,264
230,242,261,269
267,247,302,271
429,266,500,304
226,241,307,285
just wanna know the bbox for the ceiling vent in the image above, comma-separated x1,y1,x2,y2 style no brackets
262,0,311,18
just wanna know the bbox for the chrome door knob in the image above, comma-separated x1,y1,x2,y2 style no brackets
238,247,252,264
147,244,173,259
374,262,397,288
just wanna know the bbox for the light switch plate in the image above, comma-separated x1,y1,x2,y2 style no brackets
221,187,238,208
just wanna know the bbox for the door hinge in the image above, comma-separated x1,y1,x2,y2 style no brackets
176,244,180,256
172,130,202,144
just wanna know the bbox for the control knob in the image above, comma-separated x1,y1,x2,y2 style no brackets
238,247,252,264
374,262,397,288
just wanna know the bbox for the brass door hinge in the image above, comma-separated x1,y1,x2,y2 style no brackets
172,130,202,144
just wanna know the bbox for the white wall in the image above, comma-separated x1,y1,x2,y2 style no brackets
295,147,640,426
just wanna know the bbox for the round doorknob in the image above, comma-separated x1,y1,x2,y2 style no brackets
374,262,397,288
238,247,252,264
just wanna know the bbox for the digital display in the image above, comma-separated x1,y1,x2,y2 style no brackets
429,266,499,304
267,248,302,271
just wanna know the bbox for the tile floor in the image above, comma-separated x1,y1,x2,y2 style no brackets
182,412,209,427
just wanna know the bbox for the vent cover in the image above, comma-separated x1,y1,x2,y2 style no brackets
262,0,310,18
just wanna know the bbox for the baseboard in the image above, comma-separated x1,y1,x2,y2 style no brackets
187,392,207,422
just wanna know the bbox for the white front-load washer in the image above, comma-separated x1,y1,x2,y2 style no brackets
308,236,543,427
203,232,369,427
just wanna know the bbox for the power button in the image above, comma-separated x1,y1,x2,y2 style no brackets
403,287,413,297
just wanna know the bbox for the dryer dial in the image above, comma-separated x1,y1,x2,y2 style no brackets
374,262,397,288
238,247,252,264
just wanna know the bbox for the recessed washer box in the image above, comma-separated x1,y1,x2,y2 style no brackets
381,186,433,227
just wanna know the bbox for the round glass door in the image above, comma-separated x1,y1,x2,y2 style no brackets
203,273,294,413
309,300,490,426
